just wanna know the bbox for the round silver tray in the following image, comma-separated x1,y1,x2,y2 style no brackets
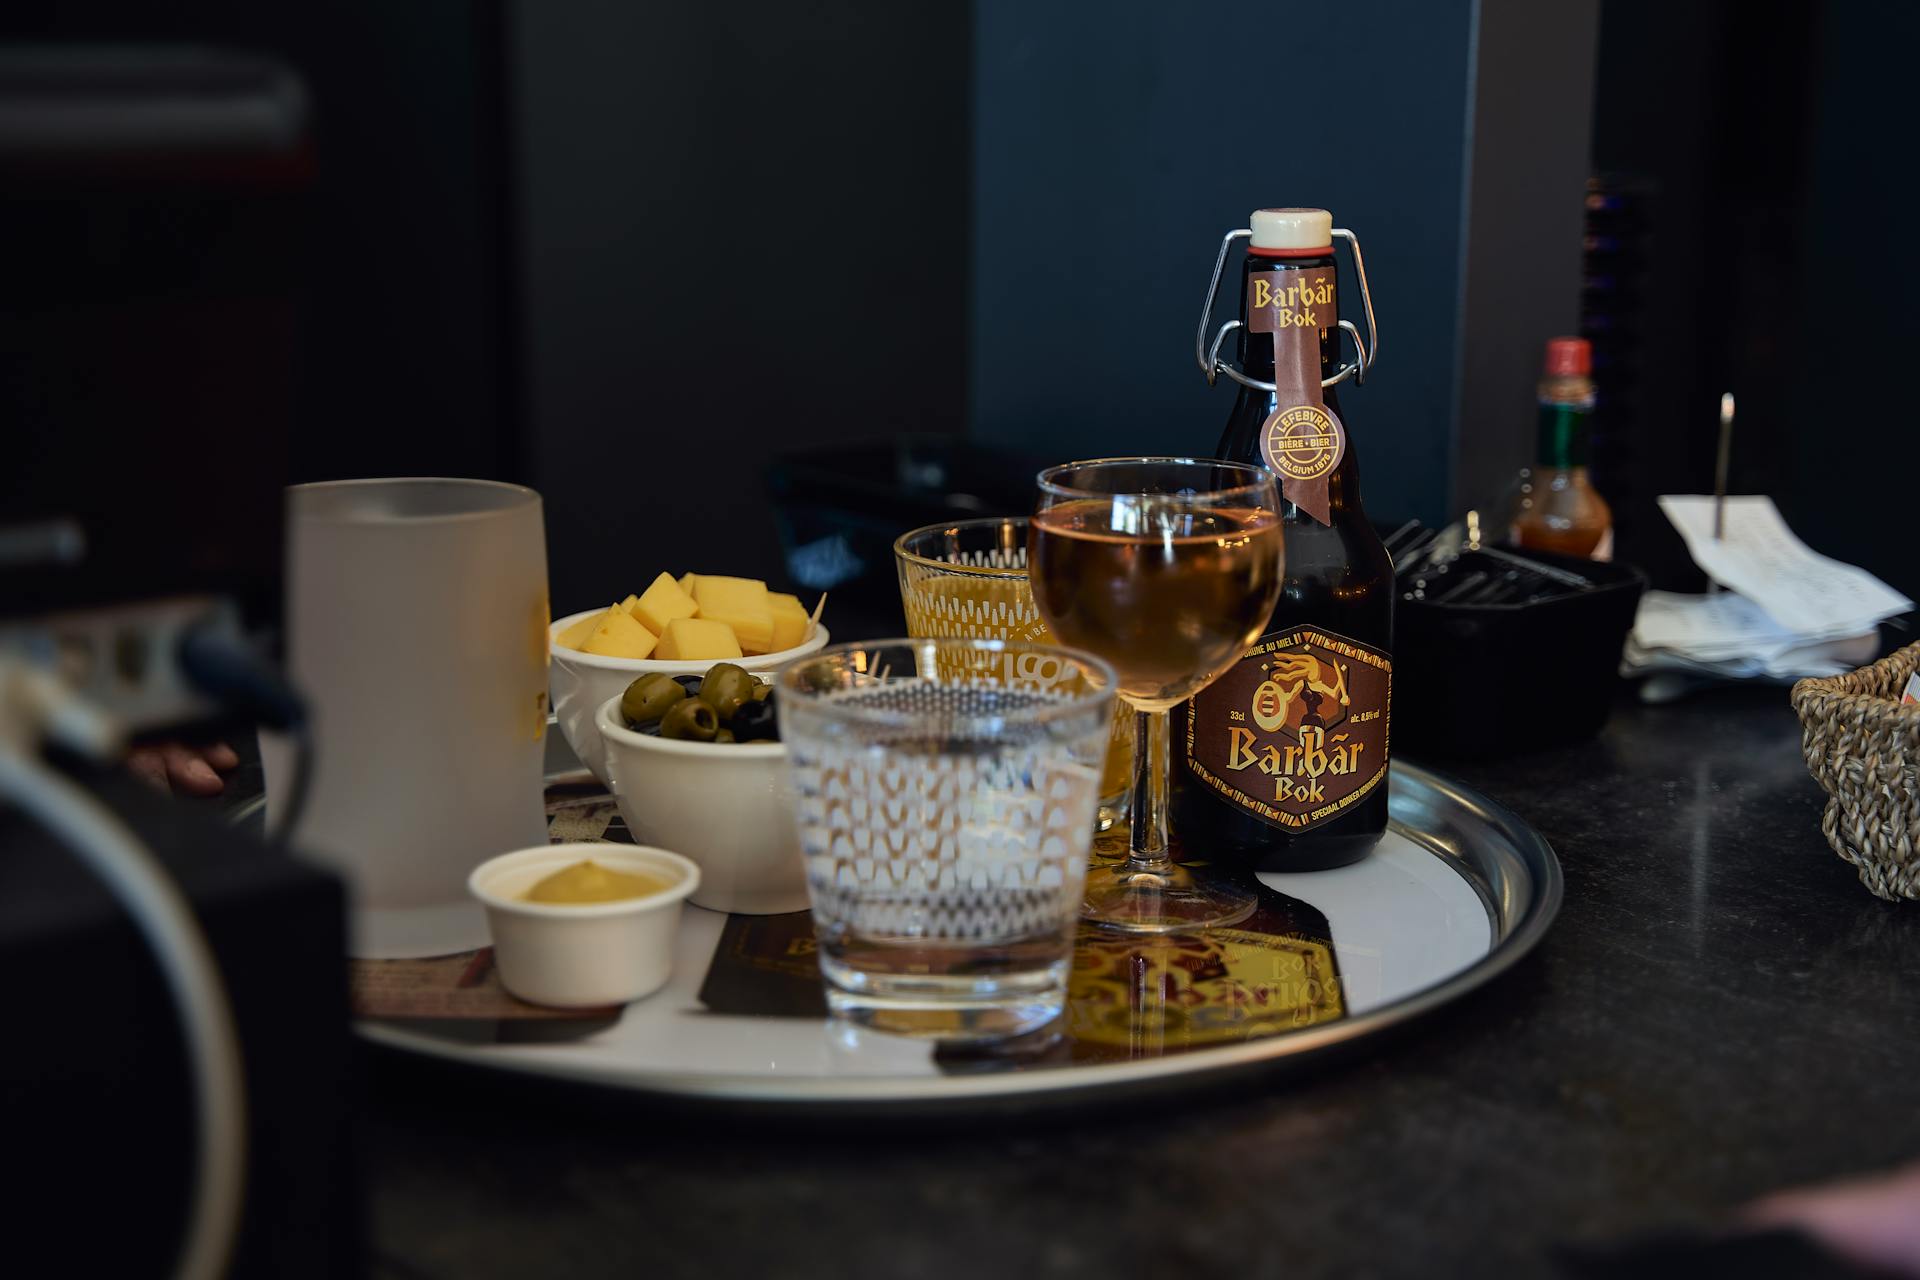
358,761,1560,1109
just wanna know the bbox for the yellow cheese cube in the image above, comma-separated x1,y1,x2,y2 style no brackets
555,610,603,652
677,572,698,596
767,593,812,653
692,576,772,653
618,593,642,616
692,575,765,609
656,616,743,661
580,604,658,659
632,571,699,636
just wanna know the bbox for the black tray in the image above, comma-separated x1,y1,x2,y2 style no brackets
1396,549,1647,759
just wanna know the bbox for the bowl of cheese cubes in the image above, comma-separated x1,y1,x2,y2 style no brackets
549,571,828,784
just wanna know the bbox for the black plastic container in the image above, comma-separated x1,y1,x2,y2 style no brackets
1395,549,1647,759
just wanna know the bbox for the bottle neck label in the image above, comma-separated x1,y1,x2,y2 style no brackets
1536,399,1592,468
1250,267,1343,525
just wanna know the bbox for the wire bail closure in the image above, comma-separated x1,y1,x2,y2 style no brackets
1194,226,1379,392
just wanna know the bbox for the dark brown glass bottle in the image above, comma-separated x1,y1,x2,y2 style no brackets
1174,208,1393,872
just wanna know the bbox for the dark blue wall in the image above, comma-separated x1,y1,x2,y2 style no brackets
970,0,1478,524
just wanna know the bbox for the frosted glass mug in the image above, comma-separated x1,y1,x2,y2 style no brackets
263,478,551,957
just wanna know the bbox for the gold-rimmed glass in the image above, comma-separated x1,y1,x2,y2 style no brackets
894,516,1133,829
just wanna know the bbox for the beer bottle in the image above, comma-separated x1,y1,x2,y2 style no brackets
1174,207,1393,871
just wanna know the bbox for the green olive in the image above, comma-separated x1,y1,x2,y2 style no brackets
621,673,687,727
698,663,757,719
714,728,737,744
659,699,720,742
751,682,773,702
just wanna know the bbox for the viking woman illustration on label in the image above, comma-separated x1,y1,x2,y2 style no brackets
1250,649,1351,737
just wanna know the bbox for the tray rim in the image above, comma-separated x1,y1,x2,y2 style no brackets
358,760,1561,1107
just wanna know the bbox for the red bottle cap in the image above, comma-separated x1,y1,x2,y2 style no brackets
1543,337,1591,377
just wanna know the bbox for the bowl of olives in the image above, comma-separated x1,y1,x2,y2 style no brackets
593,664,806,916
549,611,828,787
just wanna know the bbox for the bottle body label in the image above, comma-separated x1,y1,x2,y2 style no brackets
1250,266,1344,525
1183,624,1391,832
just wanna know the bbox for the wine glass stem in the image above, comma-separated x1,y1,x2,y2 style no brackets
1128,706,1173,868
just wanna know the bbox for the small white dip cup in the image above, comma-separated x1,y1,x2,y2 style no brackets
467,842,700,1008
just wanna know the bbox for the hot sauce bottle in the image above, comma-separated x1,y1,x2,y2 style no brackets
1506,336,1614,558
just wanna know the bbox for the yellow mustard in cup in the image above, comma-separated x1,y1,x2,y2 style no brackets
522,859,672,904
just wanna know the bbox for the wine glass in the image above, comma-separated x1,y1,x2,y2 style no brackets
1029,458,1284,931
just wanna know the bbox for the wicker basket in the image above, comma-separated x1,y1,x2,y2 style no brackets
1791,641,1920,902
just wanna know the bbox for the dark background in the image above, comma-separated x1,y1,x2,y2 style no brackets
511,0,969,608
1587,0,1910,599
2,0,1908,612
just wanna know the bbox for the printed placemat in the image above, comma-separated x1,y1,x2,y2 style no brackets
354,783,1348,1064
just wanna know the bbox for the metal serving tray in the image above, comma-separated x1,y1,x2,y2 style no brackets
356,761,1560,1111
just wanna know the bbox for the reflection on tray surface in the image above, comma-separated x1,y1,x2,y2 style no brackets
694,878,1346,1072
938,874,1345,1072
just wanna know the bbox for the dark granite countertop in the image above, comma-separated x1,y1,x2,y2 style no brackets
354,686,1919,1279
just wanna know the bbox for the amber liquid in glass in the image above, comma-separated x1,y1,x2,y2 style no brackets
1028,500,1284,710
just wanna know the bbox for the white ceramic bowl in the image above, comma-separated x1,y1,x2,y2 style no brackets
594,693,808,915
467,842,700,1008
549,608,829,784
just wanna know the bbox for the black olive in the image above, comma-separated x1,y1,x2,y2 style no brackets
729,696,779,742
672,674,703,697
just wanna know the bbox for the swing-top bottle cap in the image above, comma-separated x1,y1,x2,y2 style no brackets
1249,208,1333,254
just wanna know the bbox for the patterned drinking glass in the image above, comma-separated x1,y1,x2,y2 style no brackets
779,637,1117,1041
894,516,1132,829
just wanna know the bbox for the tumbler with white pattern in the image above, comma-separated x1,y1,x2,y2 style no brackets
779,637,1116,1041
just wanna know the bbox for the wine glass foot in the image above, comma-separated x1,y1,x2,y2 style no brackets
1081,859,1256,933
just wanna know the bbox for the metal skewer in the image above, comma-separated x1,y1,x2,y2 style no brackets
1381,519,1422,553
1713,392,1735,540
1477,545,1593,590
